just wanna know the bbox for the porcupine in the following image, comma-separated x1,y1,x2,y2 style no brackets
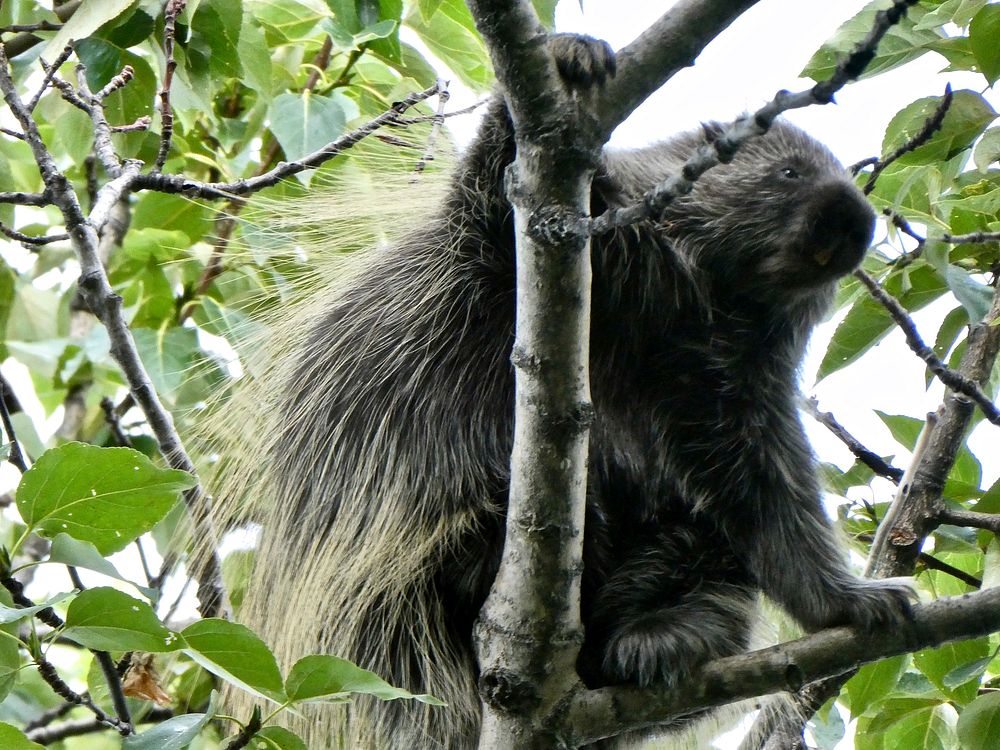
216,34,912,749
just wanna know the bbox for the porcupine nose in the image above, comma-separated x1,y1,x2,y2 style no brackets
809,181,875,276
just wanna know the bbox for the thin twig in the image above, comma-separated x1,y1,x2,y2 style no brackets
590,0,922,235
917,552,981,588
0,21,63,33
35,657,131,736
24,701,75,732
95,65,135,100
133,83,444,200
110,115,152,133
0,222,69,246
75,64,122,176
412,79,450,179
805,397,904,484
394,99,486,125
862,85,952,194
943,230,1000,245
0,373,28,472
38,58,88,112
153,0,186,171
66,568,133,730
0,40,227,618
100,396,132,447
29,47,74,112
854,270,1000,426
0,190,52,205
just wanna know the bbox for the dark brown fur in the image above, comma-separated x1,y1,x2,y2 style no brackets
255,36,911,748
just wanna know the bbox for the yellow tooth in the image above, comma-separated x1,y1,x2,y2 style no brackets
814,248,833,266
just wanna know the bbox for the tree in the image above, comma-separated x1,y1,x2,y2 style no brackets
0,0,997,748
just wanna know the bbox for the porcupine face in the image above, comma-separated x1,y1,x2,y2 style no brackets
662,120,875,308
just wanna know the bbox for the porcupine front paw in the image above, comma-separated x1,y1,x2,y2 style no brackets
549,34,616,89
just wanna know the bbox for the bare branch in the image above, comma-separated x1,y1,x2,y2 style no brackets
937,507,1000,535
95,64,135,100
943,230,1000,245
862,84,952,194
132,84,444,200
854,269,1000,426
805,397,904,484
75,65,123,176
0,0,80,59
593,0,764,134
0,190,51,206
153,0,186,171
28,46,74,112
918,552,982,588
411,79,450,179
566,587,1000,745
0,374,28,472
0,222,69,246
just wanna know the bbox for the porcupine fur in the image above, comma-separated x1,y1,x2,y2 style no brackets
204,35,912,749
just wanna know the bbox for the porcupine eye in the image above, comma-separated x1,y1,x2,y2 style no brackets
780,166,800,179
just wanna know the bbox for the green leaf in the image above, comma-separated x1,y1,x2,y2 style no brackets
191,0,244,80
63,588,179,653
882,704,956,750
415,0,443,22
181,619,285,702
942,652,993,689
923,240,993,323
0,591,22,703
285,654,444,705
914,0,990,30
819,263,948,380
957,691,1000,750
927,305,969,386
405,0,492,91
122,693,217,750
811,699,846,750
865,697,948,734
43,0,135,58
847,655,907,717
881,90,997,168
253,0,328,43
251,726,309,750
0,592,74,625
239,14,274,97
268,92,347,163
16,443,194,555
193,297,265,352
0,723,44,750
973,128,1000,172
132,193,211,244
531,0,558,28
131,326,202,406
47,534,157,601
969,4,1000,85
914,637,991,704
802,2,941,81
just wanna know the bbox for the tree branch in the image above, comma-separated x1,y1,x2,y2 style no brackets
0,40,227,618
564,587,1000,746
131,84,444,201
593,0,763,134
805,397,904,484
465,2,595,747
854,269,1000,426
